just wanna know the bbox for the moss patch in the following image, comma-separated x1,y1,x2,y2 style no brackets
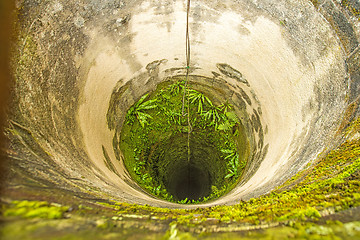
2,122,360,238
98,121,360,227
3,200,69,219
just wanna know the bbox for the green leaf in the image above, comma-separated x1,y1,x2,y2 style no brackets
189,89,213,113
204,95,213,106
178,198,188,204
224,153,235,160
219,101,233,113
136,111,152,127
239,160,246,169
137,99,157,110
136,93,149,107
225,172,235,179
225,111,239,123
198,101,203,113
221,149,233,154
218,121,232,131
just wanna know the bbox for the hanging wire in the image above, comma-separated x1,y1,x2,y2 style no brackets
182,0,191,117
181,0,192,163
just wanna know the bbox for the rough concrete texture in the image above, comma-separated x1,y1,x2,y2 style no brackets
4,0,360,211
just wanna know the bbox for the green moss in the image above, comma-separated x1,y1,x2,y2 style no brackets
1,218,359,240
278,207,321,221
345,116,360,137
2,121,360,238
162,223,196,240
3,200,69,219
16,33,37,67
2,100,350,237
94,125,360,227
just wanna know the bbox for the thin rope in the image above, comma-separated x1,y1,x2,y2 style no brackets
182,0,192,163
182,0,190,116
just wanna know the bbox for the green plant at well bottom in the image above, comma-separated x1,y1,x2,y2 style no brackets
120,79,248,203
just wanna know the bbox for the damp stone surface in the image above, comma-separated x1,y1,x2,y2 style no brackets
1,0,360,239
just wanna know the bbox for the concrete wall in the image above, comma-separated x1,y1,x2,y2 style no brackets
6,0,360,207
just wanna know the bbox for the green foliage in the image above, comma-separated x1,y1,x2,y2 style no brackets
3,200,69,219
162,108,182,125
113,134,360,224
217,111,239,131
178,198,189,204
121,80,245,203
188,89,212,113
218,101,233,113
209,185,226,199
200,104,224,128
278,207,321,221
169,80,185,95
222,149,242,179
126,93,157,127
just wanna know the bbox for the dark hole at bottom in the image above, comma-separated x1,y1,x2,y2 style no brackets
167,163,211,201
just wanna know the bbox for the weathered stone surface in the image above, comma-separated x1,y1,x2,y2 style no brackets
319,0,359,54
340,0,360,19
346,46,360,103
3,0,359,210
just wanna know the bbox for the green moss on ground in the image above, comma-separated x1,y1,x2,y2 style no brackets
345,115,360,137
98,121,360,226
2,200,69,219
164,221,360,240
1,203,360,239
1,121,360,238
